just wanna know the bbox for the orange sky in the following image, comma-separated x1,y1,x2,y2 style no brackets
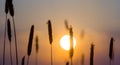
0,0,120,65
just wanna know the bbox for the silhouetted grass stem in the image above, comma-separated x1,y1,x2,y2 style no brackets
12,17,18,65
90,44,94,65
27,25,34,65
3,15,7,65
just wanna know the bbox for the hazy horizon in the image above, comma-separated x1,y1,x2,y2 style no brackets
0,0,120,65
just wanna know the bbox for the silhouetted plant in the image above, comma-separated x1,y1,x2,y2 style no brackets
109,37,114,65
7,19,12,42
69,26,74,65
7,19,13,65
64,20,69,30
5,0,19,64
90,43,94,65
3,0,9,64
21,56,25,65
27,25,34,65
66,61,69,65
81,54,85,65
47,20,53,65
35,36,39,65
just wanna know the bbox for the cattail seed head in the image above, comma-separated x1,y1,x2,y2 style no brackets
5,0,8,14
21,56,25,65
90,43,94,65
64,20,69,30
36,36,39,53
47,20,53,44
66,61,69,65
7,19,12,42
109,37,114,60
27,25,34,56
9,4,14,17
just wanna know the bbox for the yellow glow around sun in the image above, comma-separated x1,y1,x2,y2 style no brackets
60,35,76,51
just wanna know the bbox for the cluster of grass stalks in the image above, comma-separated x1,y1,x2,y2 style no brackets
2,0,116,65
47,20,53,65
64,20,74,65
3,0,18,65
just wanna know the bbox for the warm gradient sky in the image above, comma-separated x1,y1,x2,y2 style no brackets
0,0,120,65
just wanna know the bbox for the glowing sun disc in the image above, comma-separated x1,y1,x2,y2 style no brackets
60,35,76,51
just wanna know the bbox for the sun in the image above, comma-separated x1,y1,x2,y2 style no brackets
60,35,76,51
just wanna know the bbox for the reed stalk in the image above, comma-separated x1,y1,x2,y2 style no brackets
3,0,8,64
3,14,7,65
47,20,53,65
21,56,25,65
7,19,13,65
69,26,73,65
109,37,114,65
35,36,39,65
12,17,18,65
90,44,94,65
27,25,34,65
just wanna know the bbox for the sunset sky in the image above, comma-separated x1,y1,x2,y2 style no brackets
0,0,120,65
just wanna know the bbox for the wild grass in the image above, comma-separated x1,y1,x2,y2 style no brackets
90,43,94,65
47,20,53,65
66,61,69,65
27,25,34,65
64,20,69,30
109,37,114,65
35,36,39,65
21,56,25,65
7,19,13,65
69,26,74,65
3,0,8,64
